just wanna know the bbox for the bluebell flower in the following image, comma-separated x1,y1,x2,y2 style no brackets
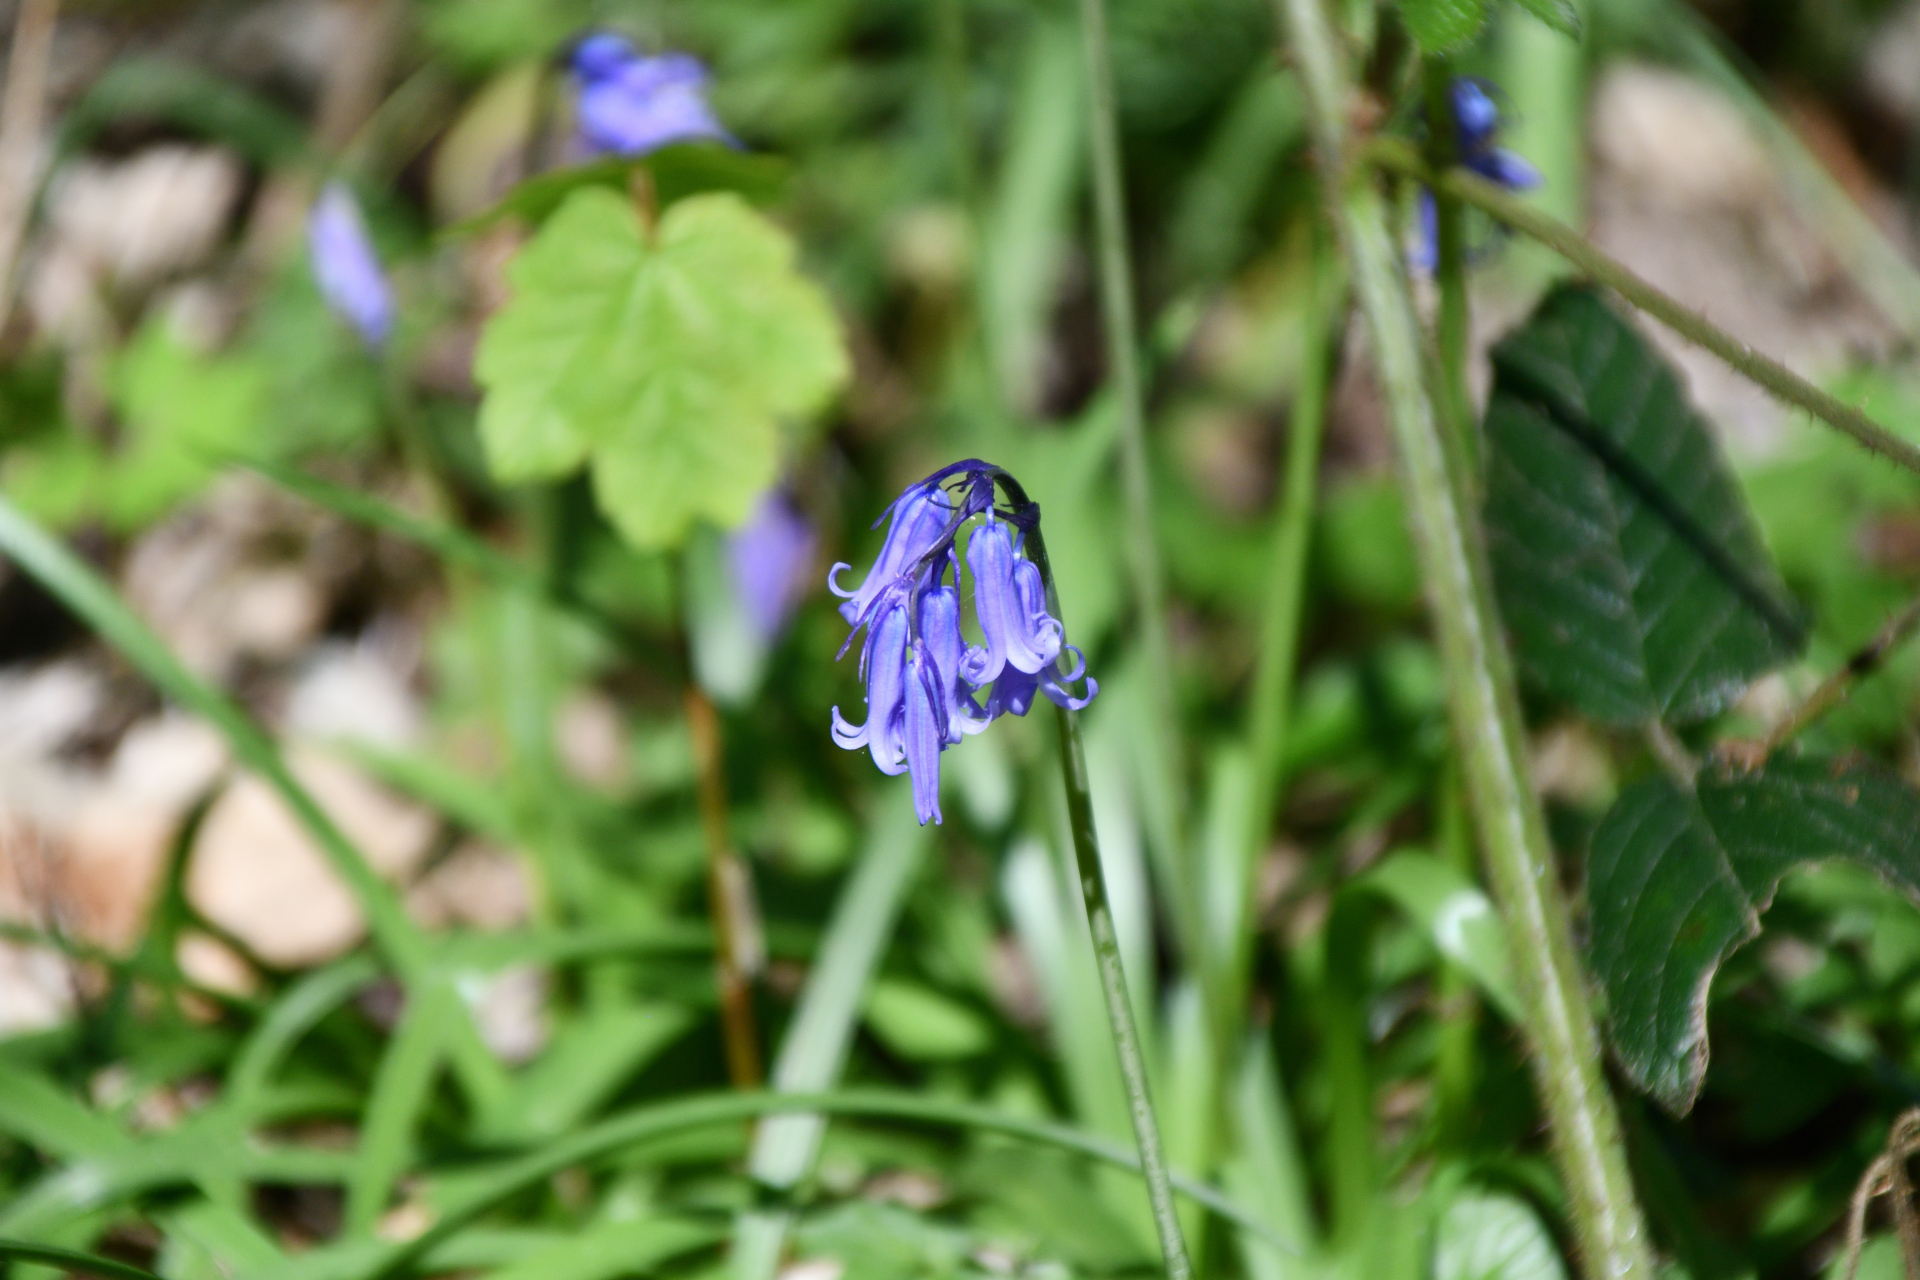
307,183,393,348
570,32,735,158
1412,77,1540,271
961,516,1062,684
830,463,1095,825
728,490,816,643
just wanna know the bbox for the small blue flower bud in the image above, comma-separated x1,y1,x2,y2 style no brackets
569,34,736,157
307,183,393,349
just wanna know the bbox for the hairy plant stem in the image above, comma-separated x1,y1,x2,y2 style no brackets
685,687,765,1089
996,472,1193,1280
1368,139,1920,479
1075,0,1187,841
1274,2,1656,1276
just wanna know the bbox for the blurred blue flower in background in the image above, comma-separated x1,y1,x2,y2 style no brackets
831,464,1095,825
570,33,735,158
728,489,816,644
1413,78,1540,271
307,182,393,348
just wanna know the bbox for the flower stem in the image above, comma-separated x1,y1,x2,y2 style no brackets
686,687,765,1089
996,471,1193,1280
1275,1,1656,1276
1075,0,1186,816
1055,704,1194,1280
1367,139,1920,480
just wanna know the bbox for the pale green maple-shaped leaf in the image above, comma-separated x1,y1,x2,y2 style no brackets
475,187,848,548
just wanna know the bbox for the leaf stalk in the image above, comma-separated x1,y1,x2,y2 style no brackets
1367,139,1920,480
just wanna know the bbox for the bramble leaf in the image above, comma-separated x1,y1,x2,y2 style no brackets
1400,0,1488,52
1484,285,1804,727
1587,752,1920,1112
474,188,848,549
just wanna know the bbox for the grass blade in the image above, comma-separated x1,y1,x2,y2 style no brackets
733,787,931,1280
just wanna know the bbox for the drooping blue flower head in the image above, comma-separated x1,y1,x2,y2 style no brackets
729,489,816,643
1412,77,1541,272
570,32,736,157
307,182,393,349
830,462,1095,825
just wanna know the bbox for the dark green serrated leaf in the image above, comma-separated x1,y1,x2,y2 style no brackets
1508,0,1580,38
445,143,788,239
1484,285,1805,727
1587,752,1920,1113
1400,0,1489,52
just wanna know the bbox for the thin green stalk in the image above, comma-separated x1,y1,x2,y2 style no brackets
1421,60,1477,482
1367,141,1920,480
1431,768,1479,1150
365,1087,1277,1280
1274,2,1655,1277
0,1240,166,1280
1055,706,1194,1280
1225,243,1343,1042
997,470,1192,1280
1075,0,1185,819
735,789,932,1280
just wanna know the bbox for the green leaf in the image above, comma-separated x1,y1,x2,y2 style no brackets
1352,850,1521,1022
1400,0,1489,52
1433,1191,1568,1280
1507,0,1580,38
107,321,266,528
447,144,788,239
474,189,848,549
865,978,993,1061
1587,752,1920,1112
1484,285,1804,727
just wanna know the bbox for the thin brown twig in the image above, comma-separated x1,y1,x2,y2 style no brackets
1765,596,1920,753
0,0,60,334
686,687,765,1089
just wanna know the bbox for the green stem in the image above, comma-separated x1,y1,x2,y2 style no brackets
1421,61,1477,483
1075,0,1186,815
1274,3,1656,1277
1226,242,1343,1043
1055,705,1194,1280
1367,140,1920,480
996,471,1192,1280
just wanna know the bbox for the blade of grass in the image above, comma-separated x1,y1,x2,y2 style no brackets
345,982,454,1236
0,495,511,1117
733,788,931,1280
333,1088,1292,1280
227,956,382,1114
0,1240,167,1280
